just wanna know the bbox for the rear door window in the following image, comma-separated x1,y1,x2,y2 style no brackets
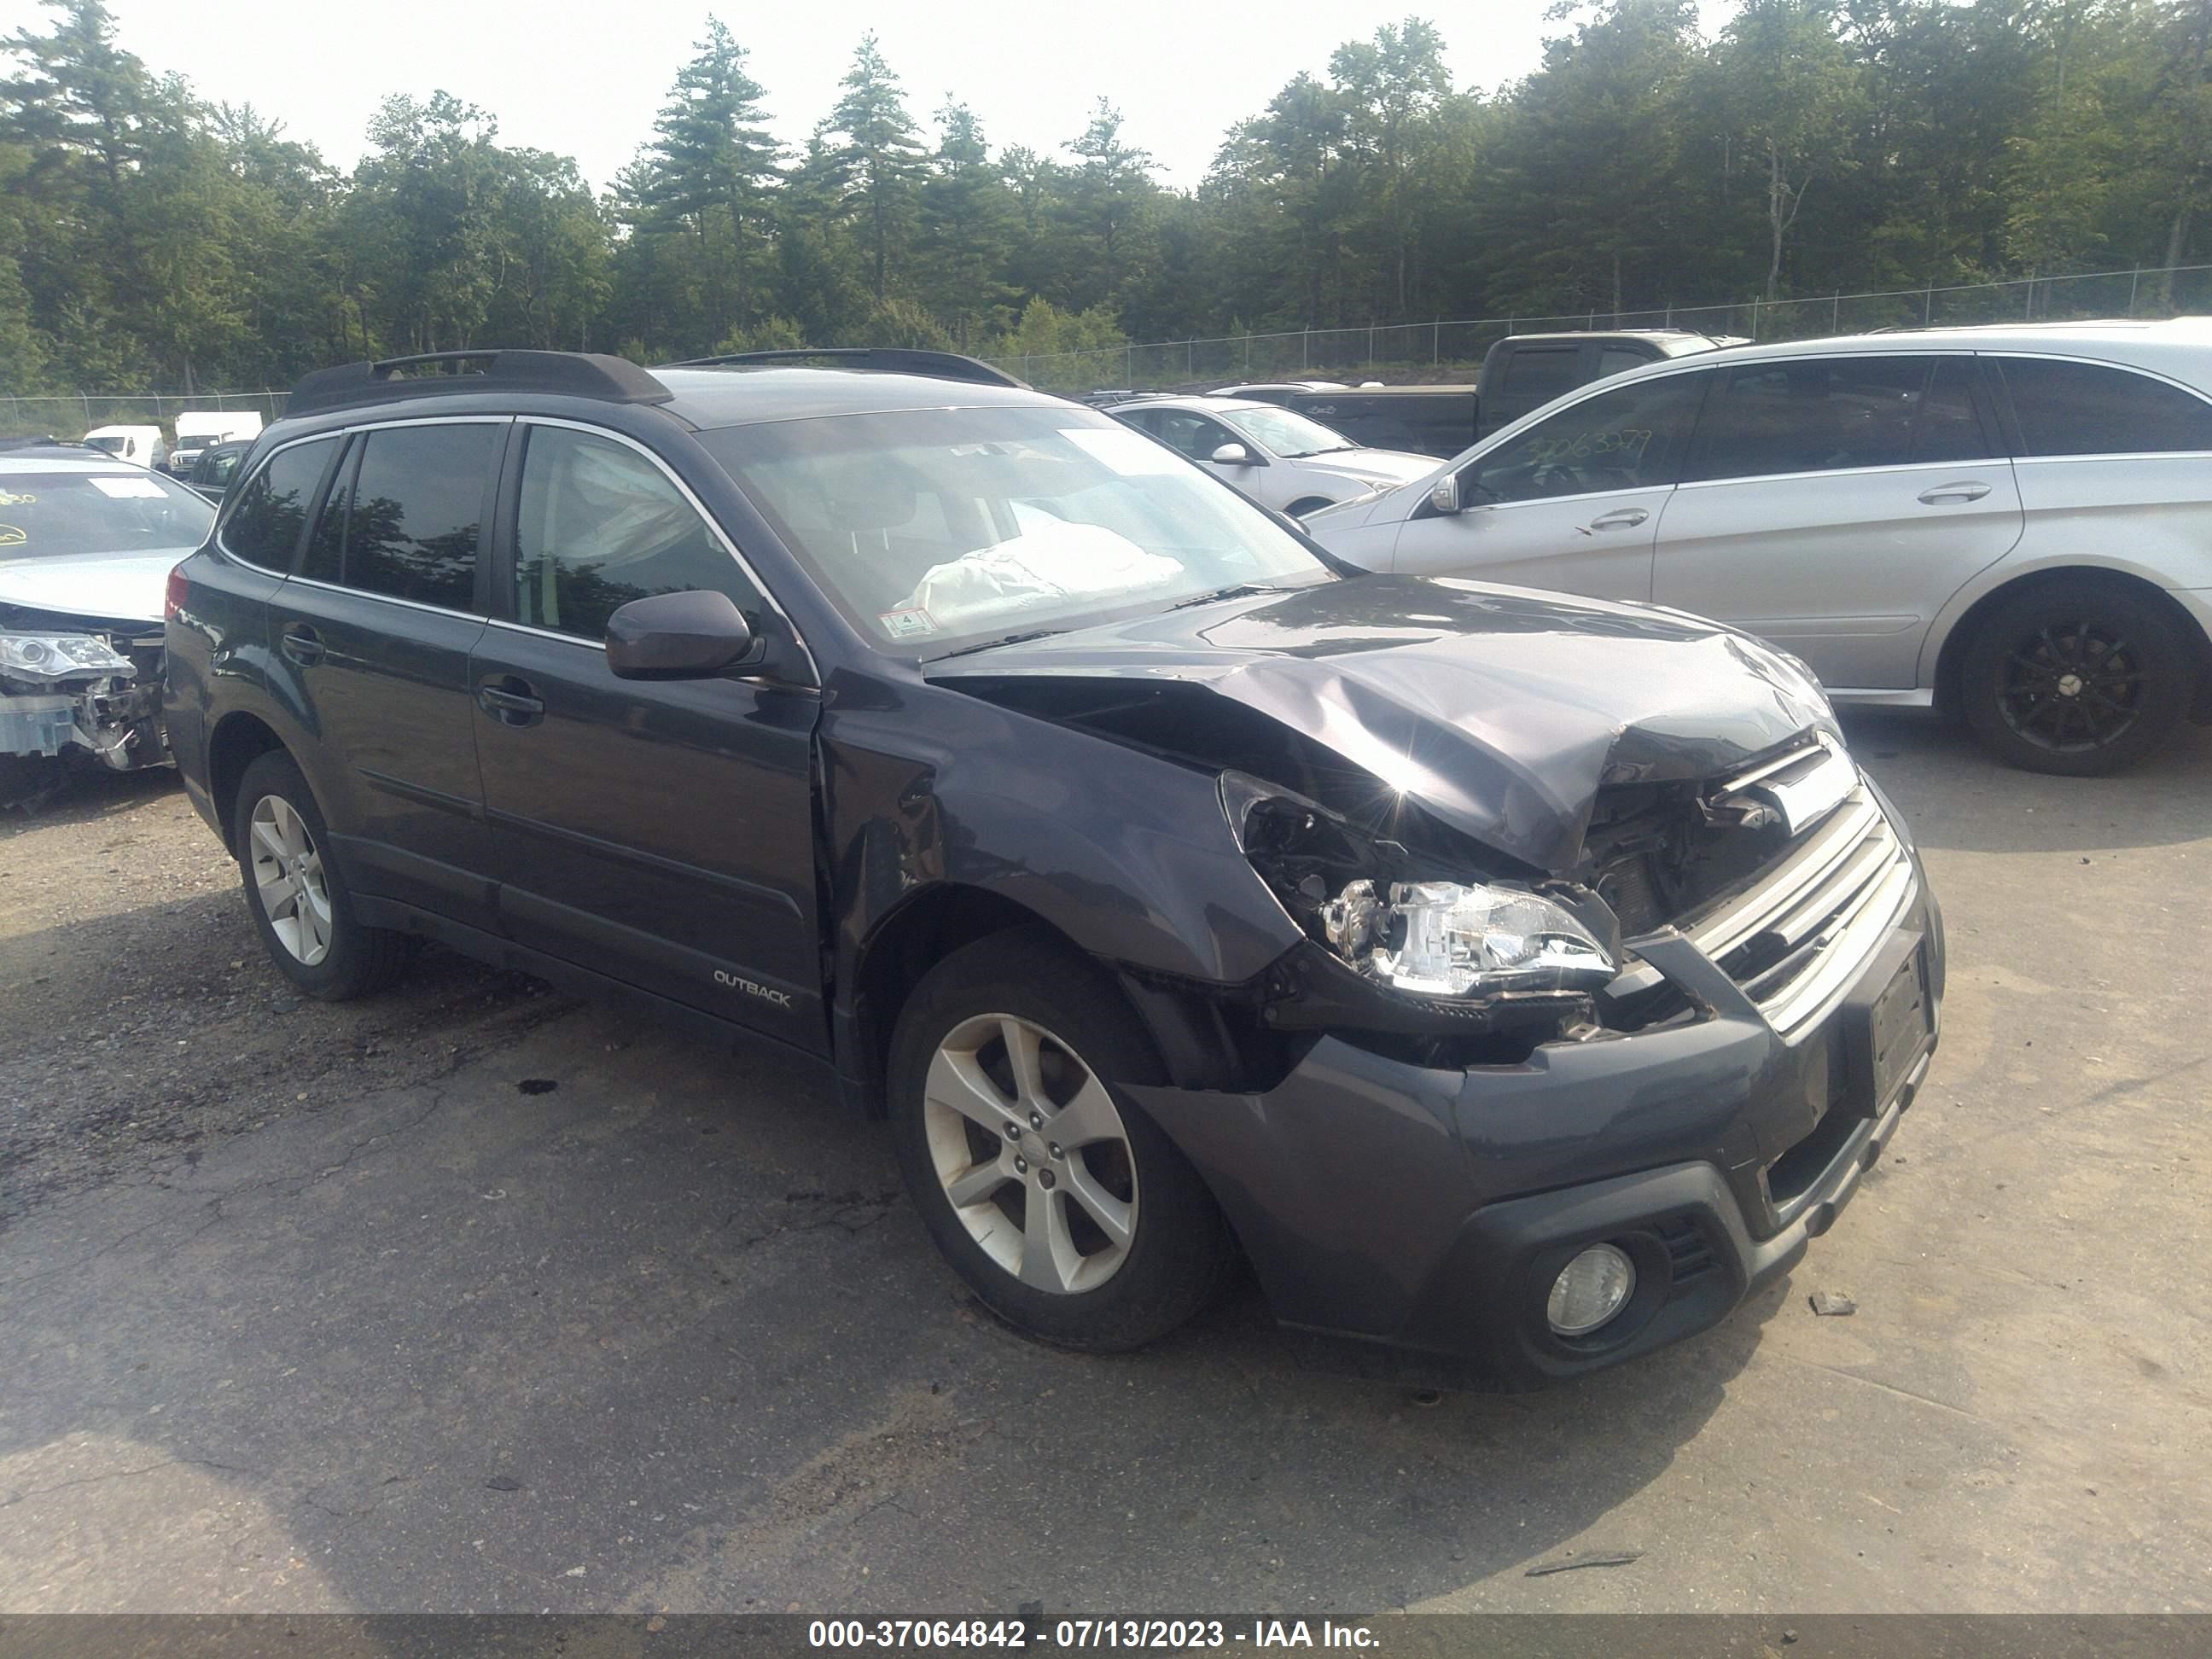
1997,357,2212,455
1683,355,1993,481
222,439,340,570
341,422,502,610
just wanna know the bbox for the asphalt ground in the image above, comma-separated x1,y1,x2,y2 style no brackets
1,710,2206,1615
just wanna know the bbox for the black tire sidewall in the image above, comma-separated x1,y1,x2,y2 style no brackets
232,751,386,999
1960,583,2189,776
887,928,1231,1351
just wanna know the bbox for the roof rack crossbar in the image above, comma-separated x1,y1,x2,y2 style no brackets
667,346,1028,389
286,350,674,416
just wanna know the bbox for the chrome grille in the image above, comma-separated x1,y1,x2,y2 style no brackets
1609,771,1915,1039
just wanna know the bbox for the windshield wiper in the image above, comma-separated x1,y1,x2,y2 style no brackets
1284,445,1359,458
1162,583,1278,612
928,627,1068,661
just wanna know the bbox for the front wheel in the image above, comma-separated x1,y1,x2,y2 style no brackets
888,929,1235,1351
1959,581,2192,776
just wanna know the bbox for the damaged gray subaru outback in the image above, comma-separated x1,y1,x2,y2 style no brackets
165,347,1942,1388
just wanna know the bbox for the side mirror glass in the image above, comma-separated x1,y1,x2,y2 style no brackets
605,589,759,681
1210,442,1254,465
1429,472,1463,515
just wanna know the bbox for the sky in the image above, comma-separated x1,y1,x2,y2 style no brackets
86,0,1669,194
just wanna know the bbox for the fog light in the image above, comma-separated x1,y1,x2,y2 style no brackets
1546,1243,1636,1336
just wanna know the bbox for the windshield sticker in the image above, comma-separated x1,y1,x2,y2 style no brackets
0,489,35,507
90,475,166,499
878,607,940,640
0,525,24,547
1060,428,1180,475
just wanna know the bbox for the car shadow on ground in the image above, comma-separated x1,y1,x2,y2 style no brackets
0,963,1773,1612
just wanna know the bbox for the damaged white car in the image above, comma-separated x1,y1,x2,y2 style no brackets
0,444,214,802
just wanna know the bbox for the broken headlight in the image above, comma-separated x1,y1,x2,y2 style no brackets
1322,877,1615,996
0,632,135,683
1223,771,1619,1010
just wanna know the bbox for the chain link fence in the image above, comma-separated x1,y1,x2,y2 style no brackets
15,264,2212,422
983,264,2212,393
2,389,290,440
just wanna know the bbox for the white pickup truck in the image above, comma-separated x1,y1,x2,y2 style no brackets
165,410,264,475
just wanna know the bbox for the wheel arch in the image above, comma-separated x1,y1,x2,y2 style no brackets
207,710,289,847
848,885,1166,1117
1930,564,2212,718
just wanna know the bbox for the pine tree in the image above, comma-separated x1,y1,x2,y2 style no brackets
827,32,926,302
917,101,1016,348
637,18,782,334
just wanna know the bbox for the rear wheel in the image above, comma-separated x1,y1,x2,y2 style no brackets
233,750,410,999
1959,581,2191,776
888,929,1234,1350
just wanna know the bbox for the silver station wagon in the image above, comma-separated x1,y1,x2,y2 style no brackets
1309,319,2212,775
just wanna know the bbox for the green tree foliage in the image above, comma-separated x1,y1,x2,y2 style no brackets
630,19,781,342
11,0,2212,401
826,32,926,303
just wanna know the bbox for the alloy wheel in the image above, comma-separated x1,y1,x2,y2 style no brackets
920,1012,1139,1295
1996,618,2148,754
247,794,334,966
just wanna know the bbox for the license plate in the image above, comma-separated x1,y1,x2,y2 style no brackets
1860,939,1932,1111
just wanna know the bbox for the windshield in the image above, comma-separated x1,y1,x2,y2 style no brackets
84,435,129,456
1226,405,1357,458
0,469,215,560
696,406,1336,658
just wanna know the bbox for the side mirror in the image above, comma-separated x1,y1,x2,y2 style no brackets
1429,471,1464,515
605,589,759,680
1210,442,1254,465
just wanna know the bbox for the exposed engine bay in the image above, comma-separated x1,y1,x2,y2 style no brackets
1,602,170,806
944,670,1855,1058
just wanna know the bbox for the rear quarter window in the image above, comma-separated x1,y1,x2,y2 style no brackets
1999,357,2212,456
221,439,339,570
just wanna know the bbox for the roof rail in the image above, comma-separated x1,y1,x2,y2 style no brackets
666,346,1029,389
286,350,674,417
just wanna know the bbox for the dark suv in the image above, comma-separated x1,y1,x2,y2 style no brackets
165,347,1943,1388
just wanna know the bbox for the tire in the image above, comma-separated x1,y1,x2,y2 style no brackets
1959,579,2192,776
887,928,1236,1351
232,750,410,1000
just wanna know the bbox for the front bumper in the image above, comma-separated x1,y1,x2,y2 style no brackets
1129,838,1943,1390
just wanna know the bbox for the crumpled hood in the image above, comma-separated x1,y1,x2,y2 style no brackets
926,574,1837,874
0,551,189,626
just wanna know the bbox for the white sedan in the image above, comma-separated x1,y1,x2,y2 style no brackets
1105,396,1436,518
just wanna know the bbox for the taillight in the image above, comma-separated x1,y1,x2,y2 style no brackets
164,564,189,621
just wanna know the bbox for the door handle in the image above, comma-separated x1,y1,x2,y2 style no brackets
278,625,323,666
476,678,545,726
1577,508,1650,535
1918,481,1992,504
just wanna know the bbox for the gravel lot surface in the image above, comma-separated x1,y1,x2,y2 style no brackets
1,713,2207,1615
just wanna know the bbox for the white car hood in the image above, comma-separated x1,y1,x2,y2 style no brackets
1301,448,1437,488
0,552,189,626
